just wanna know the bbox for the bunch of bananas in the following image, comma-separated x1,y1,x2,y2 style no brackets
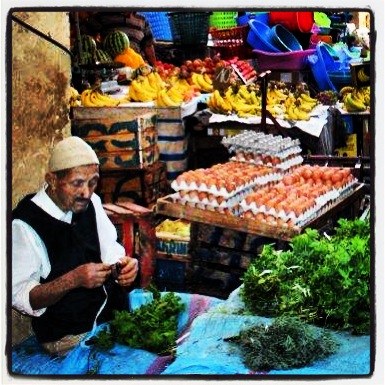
225,85,262,117
284,92,318,121
340,86,370,112
128,73,161,102
357,67,370,83
68,86,81,107
80,88,128,107
190,72,213,93
207,90,233,115
128,71,199,106
155,88,183,108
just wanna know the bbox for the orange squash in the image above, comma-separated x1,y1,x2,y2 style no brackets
114,47,145,69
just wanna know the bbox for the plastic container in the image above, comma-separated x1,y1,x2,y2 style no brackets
269,24,303,52
211,24,252,59
309,34,333,48
140,12,173,41
269,11,314,33
209,12,237,29
236,12,269,26
328,70,352,91
308,43,340,91
253,48,315,71
168,12,211,45
247,19,280,52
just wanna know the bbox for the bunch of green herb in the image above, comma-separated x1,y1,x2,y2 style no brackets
93,287,185,355
241,218,371,334
226,316,339,371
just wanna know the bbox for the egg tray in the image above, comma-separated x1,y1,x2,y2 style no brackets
171,169,283,198
231,154,304,171
222,132,301,155
172,195,242,216
240,179,357,226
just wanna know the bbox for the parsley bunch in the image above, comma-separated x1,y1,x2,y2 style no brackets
94,287,185,355
241,218,371,334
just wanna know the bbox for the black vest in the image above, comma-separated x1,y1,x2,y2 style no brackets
13,194,126,343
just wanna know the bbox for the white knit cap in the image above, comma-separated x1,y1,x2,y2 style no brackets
48,136,99,172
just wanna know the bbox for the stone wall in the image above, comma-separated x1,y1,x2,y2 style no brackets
11,11,72,208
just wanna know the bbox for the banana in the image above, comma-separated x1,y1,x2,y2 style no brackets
249,90,261,106
157,89,180,107
196,73,213,93
357,68,370,83
286,104,299,121
297,98,316,113
93,91,121,107
299,92,317,103
130,80,156,102
266,90,278,106
238,86,252,103
81,89,98,107
293,107,310,121
213,90,232,113
345,93,367,112
203,73,213,85
339,86,354,97
166,87,184,105
284,94,296,110
147,71,164,91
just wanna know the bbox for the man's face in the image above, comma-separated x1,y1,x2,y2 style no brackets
50,165,100,213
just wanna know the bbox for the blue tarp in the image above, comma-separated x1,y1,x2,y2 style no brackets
10,287,371,377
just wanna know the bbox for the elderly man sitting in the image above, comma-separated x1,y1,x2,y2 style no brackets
12,136,139,356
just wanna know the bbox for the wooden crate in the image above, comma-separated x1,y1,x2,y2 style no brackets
103,202,157,288
71,109,159,169
97,161,170,207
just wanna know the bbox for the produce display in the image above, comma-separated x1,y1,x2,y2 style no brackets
207,81,320,120
222,131,303,171
339,85,371,112
91,286,185,356
241,217,370,334
171,162,283,215
167,127,359,230
240,164,356,228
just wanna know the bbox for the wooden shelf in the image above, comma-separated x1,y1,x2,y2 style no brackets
156,183,366,241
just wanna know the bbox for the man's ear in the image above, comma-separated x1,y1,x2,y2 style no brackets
45,172,57,189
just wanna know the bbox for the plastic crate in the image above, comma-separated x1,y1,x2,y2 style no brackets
140,12,173,41
252,48,316,71
209,12,237,29
168,12,211,45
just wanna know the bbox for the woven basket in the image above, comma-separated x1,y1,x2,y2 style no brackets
168,12,211,45
211,24,251,59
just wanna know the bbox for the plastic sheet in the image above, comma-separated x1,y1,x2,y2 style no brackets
11,288,370,376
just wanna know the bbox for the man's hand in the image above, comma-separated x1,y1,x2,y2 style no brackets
114,256,139,287
29,262,112,310
74,263,112,289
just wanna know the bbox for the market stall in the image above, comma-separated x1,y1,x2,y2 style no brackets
10,9,373,379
